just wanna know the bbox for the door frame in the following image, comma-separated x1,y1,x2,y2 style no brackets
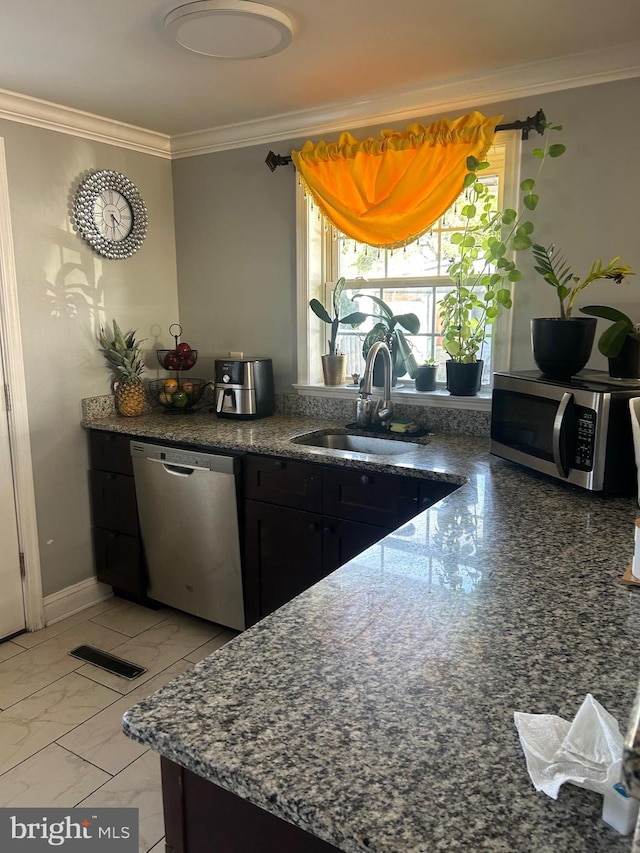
0,136,44,631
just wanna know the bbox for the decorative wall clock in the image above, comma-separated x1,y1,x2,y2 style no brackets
73,170,148,259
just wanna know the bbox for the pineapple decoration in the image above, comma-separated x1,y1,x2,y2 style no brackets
98,319,147,417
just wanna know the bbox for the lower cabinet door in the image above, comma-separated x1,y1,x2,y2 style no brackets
322,518,388,575
244,500,324,620
93,527,146,596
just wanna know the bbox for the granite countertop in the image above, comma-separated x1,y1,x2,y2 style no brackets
84,406,640,851
81,407,472,484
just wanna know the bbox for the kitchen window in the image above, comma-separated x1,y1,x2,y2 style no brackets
296,131,520,391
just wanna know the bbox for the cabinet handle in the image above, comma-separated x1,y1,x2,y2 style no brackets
275,460,286,469
360,474,370,486
323,526,333,536
308,523,319,533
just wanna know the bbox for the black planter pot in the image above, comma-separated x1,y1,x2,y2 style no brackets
608,336,640,379
415,365,437,392
372,350,399,387
531,317,596,379
445,360,483,396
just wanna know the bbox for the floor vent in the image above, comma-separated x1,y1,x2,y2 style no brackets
68,645,147,680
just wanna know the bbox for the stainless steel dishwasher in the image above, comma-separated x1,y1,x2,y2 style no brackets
130,441,245,631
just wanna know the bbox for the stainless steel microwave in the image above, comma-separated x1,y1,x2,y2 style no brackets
490,371,640,493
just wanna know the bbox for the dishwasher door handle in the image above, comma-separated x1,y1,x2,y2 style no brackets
144,457,198,476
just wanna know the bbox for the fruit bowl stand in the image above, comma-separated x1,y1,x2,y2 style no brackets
150,323,209,413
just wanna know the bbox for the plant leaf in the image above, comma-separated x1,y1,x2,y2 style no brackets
580,305,633,325
598,320,630,357
309,299,332,324
394,312,420,334
354,293,394,321
339,311,367,327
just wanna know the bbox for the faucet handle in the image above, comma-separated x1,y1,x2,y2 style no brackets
377,405,394,428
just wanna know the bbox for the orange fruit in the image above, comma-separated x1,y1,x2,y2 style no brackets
164,378,178,393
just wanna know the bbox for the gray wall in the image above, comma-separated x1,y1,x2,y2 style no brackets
174,77,640,386
172,146,300,387
1,120,179,596
509,78,639,369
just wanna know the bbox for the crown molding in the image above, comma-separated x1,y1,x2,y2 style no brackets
0,88,172,158
0,41,638,160
170,41,640,158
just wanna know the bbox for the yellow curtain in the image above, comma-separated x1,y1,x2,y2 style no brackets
291,111,502,249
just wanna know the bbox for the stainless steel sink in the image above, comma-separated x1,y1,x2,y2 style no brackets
291,431,422,456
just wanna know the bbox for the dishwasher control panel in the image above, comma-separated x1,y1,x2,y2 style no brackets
130,441,238,474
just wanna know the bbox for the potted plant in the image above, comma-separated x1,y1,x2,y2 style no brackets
439,124,566,395
530,245,634,378
415,358,438,392
580,305,640,379
353,293,420,386
309,277,366,385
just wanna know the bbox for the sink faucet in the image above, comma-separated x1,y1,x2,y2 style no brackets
356,340,394,429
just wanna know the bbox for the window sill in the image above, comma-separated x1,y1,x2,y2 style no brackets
292,383,492,412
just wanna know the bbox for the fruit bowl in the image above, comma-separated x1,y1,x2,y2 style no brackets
148,378,208,413
156,348,198,371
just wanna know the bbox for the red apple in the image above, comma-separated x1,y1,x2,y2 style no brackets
180,351,196,368
176,342,192,355
164,351,181,369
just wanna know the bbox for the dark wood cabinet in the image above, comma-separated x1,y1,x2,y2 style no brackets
92,527,146,595
90,469,139,536
86,433,458,623
161,757,340,853
322,466,420,528
321,516,389,574
89,428,134,476
244,454,456,622
244,500,324,618
244,454,322,511
88,430,149,599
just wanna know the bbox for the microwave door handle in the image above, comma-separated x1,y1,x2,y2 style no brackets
552,392,573,478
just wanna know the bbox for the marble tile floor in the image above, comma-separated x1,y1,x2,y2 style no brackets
0,596,237,852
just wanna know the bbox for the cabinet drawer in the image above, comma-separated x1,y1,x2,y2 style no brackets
244,455,322,511
89,430,134,475
93,527,146,595
90,469,139,536
322,467,420,529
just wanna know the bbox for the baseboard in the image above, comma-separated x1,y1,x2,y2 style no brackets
43,577,113,626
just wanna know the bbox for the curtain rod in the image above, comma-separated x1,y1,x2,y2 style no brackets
265,108,546,172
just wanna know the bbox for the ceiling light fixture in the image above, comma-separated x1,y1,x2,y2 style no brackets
164,0,294,60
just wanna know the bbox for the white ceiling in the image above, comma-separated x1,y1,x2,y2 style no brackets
0,0,639,149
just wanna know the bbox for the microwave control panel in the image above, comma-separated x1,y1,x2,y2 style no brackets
573,407,596,470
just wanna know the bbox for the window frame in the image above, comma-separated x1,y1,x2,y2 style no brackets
295,130,521,398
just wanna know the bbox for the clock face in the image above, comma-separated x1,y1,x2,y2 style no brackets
92,190,133,242
73,170,147,259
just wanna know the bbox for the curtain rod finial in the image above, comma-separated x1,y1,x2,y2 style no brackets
265,151,293,171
